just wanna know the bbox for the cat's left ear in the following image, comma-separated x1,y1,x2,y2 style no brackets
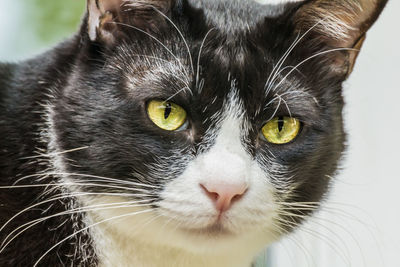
294,0,388,76
86,0,174,45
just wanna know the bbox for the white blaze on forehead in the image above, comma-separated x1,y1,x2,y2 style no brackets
198,90,250,186
212,90,247,154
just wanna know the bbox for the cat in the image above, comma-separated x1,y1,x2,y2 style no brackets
0,0,388,266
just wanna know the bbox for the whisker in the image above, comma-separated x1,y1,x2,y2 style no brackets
131,213,164,235
264,230,299,267
32,208,155,267
267,221,316,267
196,28,215,90
266,96,282,121
277,202,320,207
272,47,359,91
164,86,191,102
112,22,190,79
265,18,328,96
20,146,89,160
277,216,352,266
0,191,156,234
1,200,157,254
276,201,382,267
1,182,157,194
279,94,292,118
13,172,161,189
110,49,190,87
151,7,194,75
277,211,352,261
265,33,300,96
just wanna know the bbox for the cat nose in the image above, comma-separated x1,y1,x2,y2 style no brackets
200,182,248,212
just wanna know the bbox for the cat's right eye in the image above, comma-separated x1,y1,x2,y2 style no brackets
147,100,187,131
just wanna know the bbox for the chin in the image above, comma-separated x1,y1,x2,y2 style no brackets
84,196,276,255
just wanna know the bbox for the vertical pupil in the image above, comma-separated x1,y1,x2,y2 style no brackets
164,103,172,119
277,116,284,132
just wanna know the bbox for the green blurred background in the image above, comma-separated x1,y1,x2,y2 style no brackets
0,0,85,61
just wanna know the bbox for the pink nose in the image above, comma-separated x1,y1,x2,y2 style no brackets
200,182,248,212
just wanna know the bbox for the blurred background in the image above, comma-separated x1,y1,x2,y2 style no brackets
0,0,84,61
0,1,399,266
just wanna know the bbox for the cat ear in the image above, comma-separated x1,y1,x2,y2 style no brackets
86,0,174,45
294,0,388,76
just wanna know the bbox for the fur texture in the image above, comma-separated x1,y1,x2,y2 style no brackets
0,0,388,266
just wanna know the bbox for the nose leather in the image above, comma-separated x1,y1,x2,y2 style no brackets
200,182,248,212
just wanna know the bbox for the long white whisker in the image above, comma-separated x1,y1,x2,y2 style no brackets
20,146,89,160
112,22,189,78
0,192,156,233
165,86,191,102
112,51,190,87
277,216,352,266
277,202,320,207
265,18,327,96
32,208,155,267
1,201,156,254
2,182,156,194
196,28,215,90
13,172,161,189
280,212,349,261
152,7,194,75
266,96,282,121
272,47,358,91
265,33,300,95
267,221,316,267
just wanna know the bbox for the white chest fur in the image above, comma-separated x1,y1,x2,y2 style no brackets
91,218,255,267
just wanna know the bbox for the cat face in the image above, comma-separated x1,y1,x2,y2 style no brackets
49,0,387,255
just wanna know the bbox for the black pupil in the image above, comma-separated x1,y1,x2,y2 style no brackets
277,116,284,132
164,103,172,119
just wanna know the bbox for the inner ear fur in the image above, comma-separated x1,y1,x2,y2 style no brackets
294,0,388,76
87,0,174,45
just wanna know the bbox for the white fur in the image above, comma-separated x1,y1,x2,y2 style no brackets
87,0,101,41
88,202,267,267
83,90,281,266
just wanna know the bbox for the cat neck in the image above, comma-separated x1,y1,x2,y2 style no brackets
90,217,254,267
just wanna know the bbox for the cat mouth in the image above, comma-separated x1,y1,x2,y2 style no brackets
182,222,234,236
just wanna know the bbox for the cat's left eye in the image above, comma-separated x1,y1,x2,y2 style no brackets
147,100,187,131
261,116,301,144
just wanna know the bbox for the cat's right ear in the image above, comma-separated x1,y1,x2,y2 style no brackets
86,0,174,45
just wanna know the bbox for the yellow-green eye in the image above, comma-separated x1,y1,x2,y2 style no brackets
262,116,301,144
147,100,187,131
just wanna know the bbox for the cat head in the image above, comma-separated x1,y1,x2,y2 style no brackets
49,0,387,256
